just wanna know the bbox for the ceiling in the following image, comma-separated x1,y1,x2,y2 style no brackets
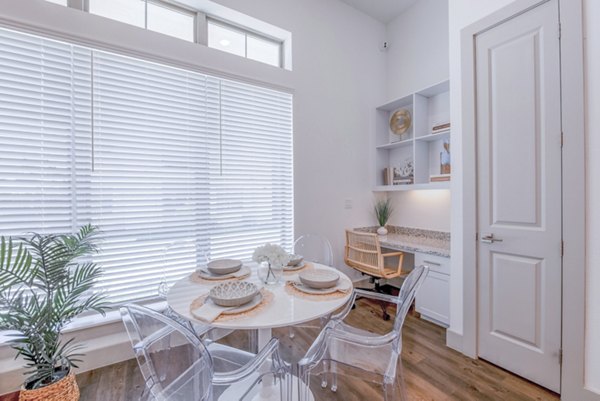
339,0,419,23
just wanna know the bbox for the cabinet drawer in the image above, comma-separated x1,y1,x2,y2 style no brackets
415,270,450,326
414,253,450,275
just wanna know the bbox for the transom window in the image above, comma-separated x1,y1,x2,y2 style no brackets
44,0,287,68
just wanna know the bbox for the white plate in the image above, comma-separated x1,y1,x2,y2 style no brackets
283,261,305,271
206,292,263,314
207,258,242,275
197,266,251,280
291,281,340,295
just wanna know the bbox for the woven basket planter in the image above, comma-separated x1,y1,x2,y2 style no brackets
19,371,79,401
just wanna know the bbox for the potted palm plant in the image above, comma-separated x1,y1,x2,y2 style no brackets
374,198,393,236
0,225,109,401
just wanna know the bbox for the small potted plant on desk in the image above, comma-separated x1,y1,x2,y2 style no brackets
0,225,109,401
374,198,393,236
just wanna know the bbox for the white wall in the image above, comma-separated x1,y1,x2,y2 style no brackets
385,0,449,101
0,0,386,393
387,190,451,231
385,0,451,233
584,0,600,392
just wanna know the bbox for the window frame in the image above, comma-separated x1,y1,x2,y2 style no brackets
71,0,286,68
206,17,284,68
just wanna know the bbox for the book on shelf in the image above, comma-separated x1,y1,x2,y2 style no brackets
432,122,450,132
430,174,451,182
393,178,413,185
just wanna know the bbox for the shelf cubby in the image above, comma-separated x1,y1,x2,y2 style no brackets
373,80,451,191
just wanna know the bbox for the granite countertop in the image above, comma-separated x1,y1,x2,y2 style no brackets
355,226,450,258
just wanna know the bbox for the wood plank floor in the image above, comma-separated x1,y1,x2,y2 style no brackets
74,299,559,401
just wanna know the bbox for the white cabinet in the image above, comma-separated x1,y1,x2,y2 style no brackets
414,253,450,327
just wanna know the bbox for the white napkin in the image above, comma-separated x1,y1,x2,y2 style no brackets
191,300,226,322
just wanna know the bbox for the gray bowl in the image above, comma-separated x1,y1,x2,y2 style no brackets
299,269,340,289
209,281,259,307
288,254,304,266
207,259,242,275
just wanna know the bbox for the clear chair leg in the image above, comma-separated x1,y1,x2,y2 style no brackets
330,362,338,392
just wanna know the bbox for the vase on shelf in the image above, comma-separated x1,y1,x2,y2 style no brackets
377,226,388,236
258,261,283,285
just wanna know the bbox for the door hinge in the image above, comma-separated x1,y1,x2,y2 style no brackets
475,233,479,241
561,241,564,257
559,348,563,365
558,22,562,40
561,132,564,148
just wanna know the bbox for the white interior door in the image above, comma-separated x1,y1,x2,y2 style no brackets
475,0,562,392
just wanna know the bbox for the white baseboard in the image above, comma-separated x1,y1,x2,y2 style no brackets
446,328,463,353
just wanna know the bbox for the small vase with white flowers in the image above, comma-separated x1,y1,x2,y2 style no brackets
253,243,290,285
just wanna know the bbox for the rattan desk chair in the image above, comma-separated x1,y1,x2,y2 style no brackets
344,229,407,320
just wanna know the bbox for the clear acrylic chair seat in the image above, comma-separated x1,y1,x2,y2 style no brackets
121,304,290,401
297,265,429,401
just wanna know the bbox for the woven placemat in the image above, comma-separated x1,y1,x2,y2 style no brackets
284,281,352,301
189,289,274,322
283,261,314,275
189,271,251,284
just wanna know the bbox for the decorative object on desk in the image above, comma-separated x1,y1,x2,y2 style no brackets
393,158,414,185
389,108,412,140
0,225,109,401
374,198,393,236
430,174,451,182
440,139,451,174
253,243,290,285
432,122,451,134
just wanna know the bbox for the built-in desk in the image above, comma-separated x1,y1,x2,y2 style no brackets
354,226,451,327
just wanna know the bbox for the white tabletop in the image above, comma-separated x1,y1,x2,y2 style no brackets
166,262,353,330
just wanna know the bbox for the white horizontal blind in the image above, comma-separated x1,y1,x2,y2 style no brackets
0,28,91,237
208,80,293,260
89,51,221,302
0,27,293,305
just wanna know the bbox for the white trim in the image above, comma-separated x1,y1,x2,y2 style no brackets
460,0,594,399
446,328,463,352
560,0,598,399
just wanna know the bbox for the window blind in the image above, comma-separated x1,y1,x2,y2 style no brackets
0,27,293,305
0,28,91,236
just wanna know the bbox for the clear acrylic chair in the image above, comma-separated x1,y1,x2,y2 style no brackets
289,234,335,340
293,234,334,266
121,304,289,401
297,265,429,401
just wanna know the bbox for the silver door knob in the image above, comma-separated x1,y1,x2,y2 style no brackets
481,233,503,244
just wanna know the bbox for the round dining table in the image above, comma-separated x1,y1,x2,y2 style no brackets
167,262,353,401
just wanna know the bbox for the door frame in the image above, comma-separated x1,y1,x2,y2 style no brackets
460,0,590,398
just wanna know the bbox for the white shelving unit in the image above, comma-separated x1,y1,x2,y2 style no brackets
374,80,451,192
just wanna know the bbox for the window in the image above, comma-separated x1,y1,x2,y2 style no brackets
146,2,195,42
88,0,195,42
0,27,293,304
208,20,282,67
88,0,145,28
51,0,289,68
